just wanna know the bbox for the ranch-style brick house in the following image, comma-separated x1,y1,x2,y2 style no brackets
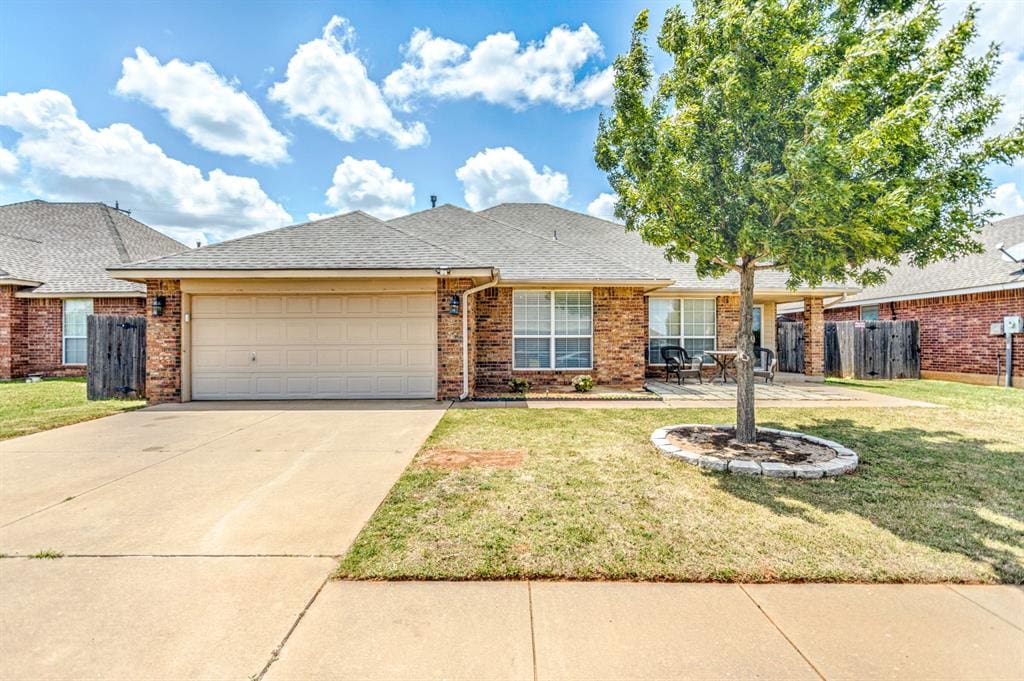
0,200,188,380
107,203,854,402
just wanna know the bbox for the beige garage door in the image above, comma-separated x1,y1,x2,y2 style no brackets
191,294,436,399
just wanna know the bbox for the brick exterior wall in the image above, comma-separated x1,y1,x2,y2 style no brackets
803,297,825,376
0,287,143,380
473,286,647,394
715,295,739,350
437,278,476,399
825,289,1024,383
144,280,182,403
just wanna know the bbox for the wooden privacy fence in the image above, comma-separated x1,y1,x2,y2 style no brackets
776,319,921,379
87,315,147,400
777,321,805,373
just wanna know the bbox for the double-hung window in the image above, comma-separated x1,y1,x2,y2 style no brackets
513,290,592,369
62,298,93,365
648,298,716,363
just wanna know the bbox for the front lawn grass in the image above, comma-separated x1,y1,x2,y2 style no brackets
337,379,1024,583
0,378,144,440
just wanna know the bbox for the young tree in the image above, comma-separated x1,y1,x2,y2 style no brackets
596,0,1022,443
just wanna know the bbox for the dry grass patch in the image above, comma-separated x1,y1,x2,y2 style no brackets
337,380,1023,583
421,448,526,470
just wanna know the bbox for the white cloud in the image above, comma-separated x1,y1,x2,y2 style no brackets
383,24,613,111
115,48,288,165
586,192,621,222
986,181,1024,218
269,16,428,148
0,143,19,185
0,89,292,245
455,146,569,210
320,156,416,220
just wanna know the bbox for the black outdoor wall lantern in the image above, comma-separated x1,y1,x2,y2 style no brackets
449,294,460,315
152,295,166,317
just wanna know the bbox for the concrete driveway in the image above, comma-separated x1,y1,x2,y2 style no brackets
0,400,446,679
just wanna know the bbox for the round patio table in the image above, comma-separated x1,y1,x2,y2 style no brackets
704,350,738,384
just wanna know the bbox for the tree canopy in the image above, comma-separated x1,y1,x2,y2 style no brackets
595,0,1023,289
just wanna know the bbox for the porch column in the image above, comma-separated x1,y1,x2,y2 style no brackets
803,296,824,377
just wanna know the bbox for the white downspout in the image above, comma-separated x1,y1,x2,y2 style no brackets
459,272,499,401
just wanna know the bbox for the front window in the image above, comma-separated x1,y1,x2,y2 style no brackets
648,298,716,363
513,290,592,369
63,298,93,364
861,304,879,321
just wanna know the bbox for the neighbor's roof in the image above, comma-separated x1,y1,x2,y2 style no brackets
828,214,1024,307
479,203,849,293
112,210,486,272
388,204,662,282
0,200,188,295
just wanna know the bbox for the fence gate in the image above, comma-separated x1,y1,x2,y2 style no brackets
776,321,805,373
825,320,920,379
87,315,147,400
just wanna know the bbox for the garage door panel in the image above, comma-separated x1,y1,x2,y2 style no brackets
192,294,436,399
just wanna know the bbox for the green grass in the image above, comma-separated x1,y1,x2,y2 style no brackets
29,550,64,560
337,379,1024,584
0,378,145,440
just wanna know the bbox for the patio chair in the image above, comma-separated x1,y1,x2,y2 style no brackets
660,345,703,385
753,347,777,383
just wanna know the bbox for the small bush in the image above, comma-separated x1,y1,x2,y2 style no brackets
572,375,594,392
508,377,530,394
30,549,63,560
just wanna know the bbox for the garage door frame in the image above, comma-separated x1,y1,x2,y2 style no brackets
179,278,438,401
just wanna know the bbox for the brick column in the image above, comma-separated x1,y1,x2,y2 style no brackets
145,279,182,403
803,296,825,377
437,278,475,399
0,285,16,379
593,287,646,387
716,295,740,349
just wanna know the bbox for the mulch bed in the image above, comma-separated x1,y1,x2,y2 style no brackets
421,448,526,470
666,427,836,464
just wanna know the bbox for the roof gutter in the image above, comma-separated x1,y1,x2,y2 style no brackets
106,267,495,281
460,272,500,401
827,280,1024,308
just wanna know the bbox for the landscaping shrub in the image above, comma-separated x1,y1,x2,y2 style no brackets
572,375,594,392
508,377,530,394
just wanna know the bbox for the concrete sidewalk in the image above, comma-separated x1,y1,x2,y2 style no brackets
263,581,1023,681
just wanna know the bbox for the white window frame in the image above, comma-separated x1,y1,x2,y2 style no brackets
648,298,717,365
62,298,93,365
512,290,593,371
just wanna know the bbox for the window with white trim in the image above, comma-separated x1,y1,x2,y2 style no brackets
860,304,879,321
513,290,592,369
648,298,716,364
62,298,93,365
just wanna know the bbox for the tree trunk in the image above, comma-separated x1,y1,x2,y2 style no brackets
735,263,756,443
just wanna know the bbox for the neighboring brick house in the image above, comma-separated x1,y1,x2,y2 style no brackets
0,200,188,380
106,204,852,403
779,214,1024,387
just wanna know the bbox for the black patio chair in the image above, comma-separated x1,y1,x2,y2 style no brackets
660,345,703,385
753,346,778,383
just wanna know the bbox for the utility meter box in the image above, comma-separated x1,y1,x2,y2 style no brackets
990,322,1004,336
1004,315,1023,334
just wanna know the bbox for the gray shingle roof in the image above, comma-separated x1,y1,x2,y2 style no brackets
114,210,484,271
830,214,1024,306
480,203,846,292
0,200,188,295
388,205,662,282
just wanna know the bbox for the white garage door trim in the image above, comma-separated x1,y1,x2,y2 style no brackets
190,293,437,399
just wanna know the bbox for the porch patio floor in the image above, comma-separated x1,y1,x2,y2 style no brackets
645,379,854,401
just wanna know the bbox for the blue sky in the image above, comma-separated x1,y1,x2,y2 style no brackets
1,0,1021,246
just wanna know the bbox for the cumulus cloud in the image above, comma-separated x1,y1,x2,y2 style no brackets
383,24,613,111
456,147,569,210
319,156,416,220
586,192,621,223
116,48,288,164
986,181,1024,218
0,143,20,186
269,16,428,148
0,89,292,245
